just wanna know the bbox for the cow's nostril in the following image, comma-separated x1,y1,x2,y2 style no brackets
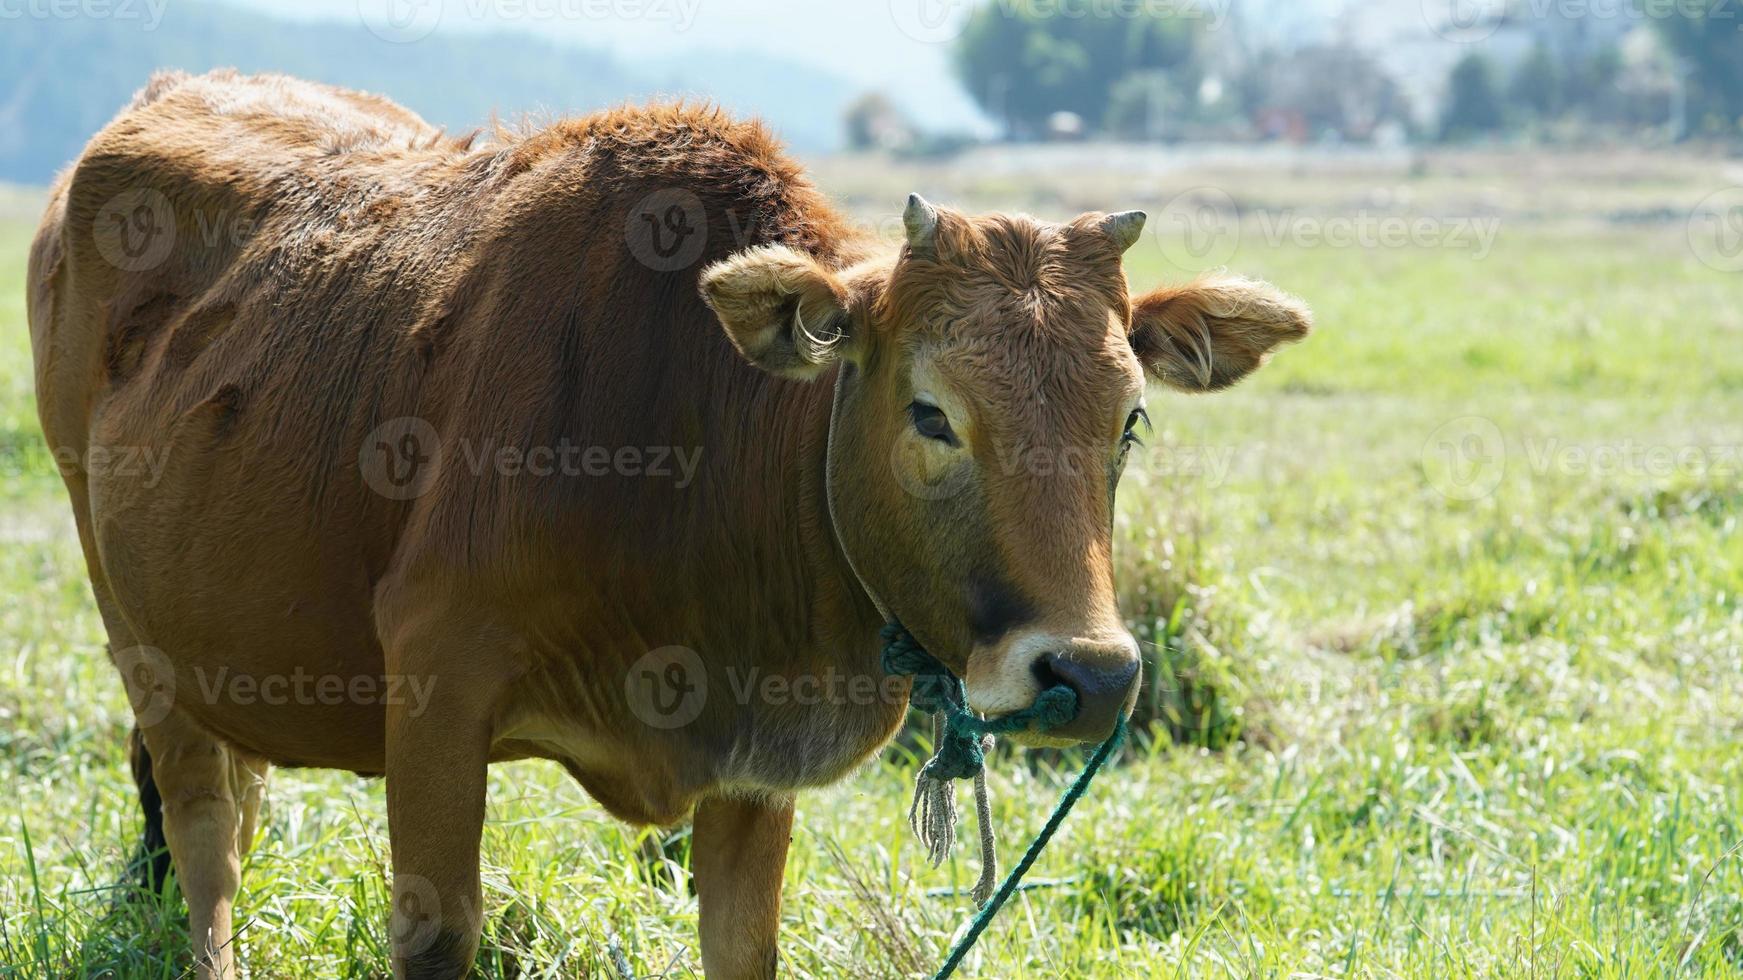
1031,654,1064,692
1039,650,1135,699
1035,648,1139,742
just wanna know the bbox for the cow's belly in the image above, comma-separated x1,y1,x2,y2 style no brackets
86,387,395,771
495,661,910,826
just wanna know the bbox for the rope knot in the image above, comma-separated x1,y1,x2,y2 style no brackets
919,718,985,781
878,619,1127,979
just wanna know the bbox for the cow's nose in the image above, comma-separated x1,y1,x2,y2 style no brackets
1031,637,1140,742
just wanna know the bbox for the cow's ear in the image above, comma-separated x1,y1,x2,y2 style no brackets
1129,275,1311,392
700,244,853,380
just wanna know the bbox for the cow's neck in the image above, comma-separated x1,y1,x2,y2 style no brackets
799,362,886,648
820,361,889,622
670,364,900,795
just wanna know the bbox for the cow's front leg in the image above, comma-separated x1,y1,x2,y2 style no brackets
692,793,795,979
382,619,511,979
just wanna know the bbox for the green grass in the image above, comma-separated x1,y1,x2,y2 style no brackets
4,190,1743,978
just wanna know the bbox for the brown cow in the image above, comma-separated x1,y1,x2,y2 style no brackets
28,70,1309,979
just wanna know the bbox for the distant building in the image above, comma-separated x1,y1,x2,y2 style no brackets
1249,44,1412,142
1046,111,1086,141
843,93,918,153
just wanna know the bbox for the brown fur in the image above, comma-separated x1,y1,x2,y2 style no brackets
30,71,1309,978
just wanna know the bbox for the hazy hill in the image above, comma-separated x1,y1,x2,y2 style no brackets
0,1,855,184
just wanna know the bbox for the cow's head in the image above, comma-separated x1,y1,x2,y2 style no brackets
702,195,1309,744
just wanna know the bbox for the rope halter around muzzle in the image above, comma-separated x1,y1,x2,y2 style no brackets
880,621,1080,905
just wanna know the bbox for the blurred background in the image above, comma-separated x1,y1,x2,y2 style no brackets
3,0,1743,177
3,1,1743,977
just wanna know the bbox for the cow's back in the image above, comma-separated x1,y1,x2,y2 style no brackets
29,71,870,777
28,70,483,766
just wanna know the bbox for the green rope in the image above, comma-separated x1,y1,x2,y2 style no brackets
880,621,1128,980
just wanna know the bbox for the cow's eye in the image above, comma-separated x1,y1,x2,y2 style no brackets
1122,407,1149,447
909,402,957,445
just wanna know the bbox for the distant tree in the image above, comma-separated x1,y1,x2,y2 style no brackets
1510,42,1564,120
1104,71,1190,140
953,2,1200,139
1440,54,1505,141
1565,45,1623,111
1656,1,1743,135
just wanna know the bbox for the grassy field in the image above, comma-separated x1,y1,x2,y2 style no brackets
4,152,1743,977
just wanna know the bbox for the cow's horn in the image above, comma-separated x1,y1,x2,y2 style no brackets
903,193,939,256
1101,210,1147,253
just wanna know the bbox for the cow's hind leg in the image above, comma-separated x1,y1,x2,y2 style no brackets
127,723,267,901
128,724,172,895
133,707,255,980
101,590,260,977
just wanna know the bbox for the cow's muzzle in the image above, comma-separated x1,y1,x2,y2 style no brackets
966,630,1140,744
